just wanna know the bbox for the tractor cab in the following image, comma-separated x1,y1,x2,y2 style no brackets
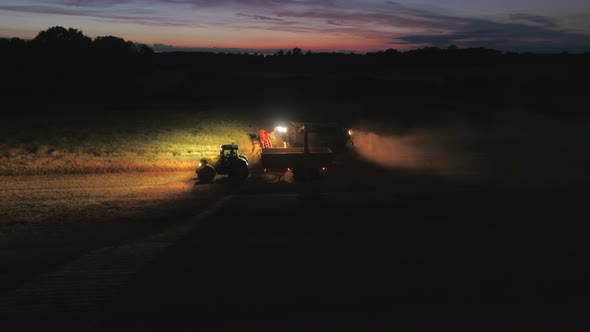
215,144,249,179
220,144,240,159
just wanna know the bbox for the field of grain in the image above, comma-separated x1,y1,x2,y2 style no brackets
0,106,273,175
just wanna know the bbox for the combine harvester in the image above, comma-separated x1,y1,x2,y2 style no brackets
259,122,337,181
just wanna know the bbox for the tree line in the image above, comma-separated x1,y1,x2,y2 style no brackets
1,26,589,106
3,26,590,73
1,26,155,103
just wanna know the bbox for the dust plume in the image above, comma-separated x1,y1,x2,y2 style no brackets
351,109,590,187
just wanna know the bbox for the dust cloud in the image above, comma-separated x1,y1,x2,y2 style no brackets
351,128,477,180
352,109,590,187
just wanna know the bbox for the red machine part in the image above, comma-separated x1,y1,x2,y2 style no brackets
259,129,272,148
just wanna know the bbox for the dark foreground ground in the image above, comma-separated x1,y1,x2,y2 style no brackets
105,175,590,332
2,150,589,332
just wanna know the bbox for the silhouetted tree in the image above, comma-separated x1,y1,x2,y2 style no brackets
93,36,135,55
136,43,154,55
31,26,92,52
384,48,400,55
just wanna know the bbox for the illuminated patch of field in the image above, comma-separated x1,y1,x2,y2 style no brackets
0,108,265,176
0,171,200,232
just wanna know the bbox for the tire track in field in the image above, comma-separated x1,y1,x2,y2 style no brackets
0,195,233,318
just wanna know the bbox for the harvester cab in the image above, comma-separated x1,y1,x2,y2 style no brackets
273,121,353,152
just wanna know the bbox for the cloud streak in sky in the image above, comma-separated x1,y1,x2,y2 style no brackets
0,4,206,28
396,14,590,52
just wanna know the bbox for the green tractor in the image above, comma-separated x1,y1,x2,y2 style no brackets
196,144,249,184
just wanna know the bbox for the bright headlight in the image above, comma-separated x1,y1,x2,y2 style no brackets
276,126,287,133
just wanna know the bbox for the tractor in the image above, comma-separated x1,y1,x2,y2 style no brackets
196,144,249,183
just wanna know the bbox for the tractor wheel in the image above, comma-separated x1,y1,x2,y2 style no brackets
197,165,216,183
227,158,249,183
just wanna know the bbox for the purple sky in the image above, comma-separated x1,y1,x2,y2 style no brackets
1,0,589,52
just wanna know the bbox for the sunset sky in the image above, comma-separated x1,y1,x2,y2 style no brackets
1,0,590,53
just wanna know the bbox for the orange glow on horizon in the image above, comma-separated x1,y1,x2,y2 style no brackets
111,25,417,52
142,34,415,52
